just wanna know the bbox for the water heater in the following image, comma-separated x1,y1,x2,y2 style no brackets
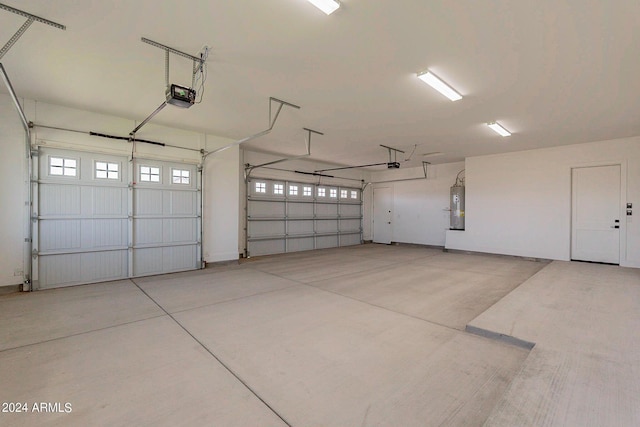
450,185,465,230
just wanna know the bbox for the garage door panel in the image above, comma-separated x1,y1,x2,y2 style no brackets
247,178,362,257
93,187,127,216
166,218,197,243
248,200,285,218
287,237,314,252
165,246,197,271
288,203,313,217
249,221,285,237
316,219,338,233
40,219,126,251
134,218,164,245
135,189,164,216
339,204,360,217
340,219,361,232
34,149,201,289
249,240,286,256
317,235,339,249
340,234,361,247
316,204,338,216
133,248,163,276
39,184,81,216
39,250,127,289
169,191,197,215
288,220,314,234
91,219,127,247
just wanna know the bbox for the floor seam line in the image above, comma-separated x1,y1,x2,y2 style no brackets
168,283,302,315
129,278,293,427
0,313,168,354
299,282,462,332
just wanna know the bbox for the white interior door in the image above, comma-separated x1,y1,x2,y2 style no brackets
571,165,621,264
373,187,392,244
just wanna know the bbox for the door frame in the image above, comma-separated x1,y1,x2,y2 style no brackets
569,160,627,265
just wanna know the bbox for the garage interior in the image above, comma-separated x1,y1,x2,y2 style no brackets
1,1,639,426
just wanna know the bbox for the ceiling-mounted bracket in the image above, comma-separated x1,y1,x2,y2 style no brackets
380,144,405,168
244,126,320,181
0,3,65,60
203,97,301,160
141,37,205,91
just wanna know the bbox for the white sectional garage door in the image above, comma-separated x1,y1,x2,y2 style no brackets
32,148,201,289
132,159,201,277
247,178,362,257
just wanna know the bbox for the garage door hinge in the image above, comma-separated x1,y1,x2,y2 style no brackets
32,249,38,258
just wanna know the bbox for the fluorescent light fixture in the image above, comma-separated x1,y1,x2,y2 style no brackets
487,122,511,137
306,0,340,15
417,71,462,101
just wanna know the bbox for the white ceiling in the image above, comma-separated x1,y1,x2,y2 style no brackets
1,1,639,168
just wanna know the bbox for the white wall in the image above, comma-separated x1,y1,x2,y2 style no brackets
445,137,640,268
240,150,370,254
203,136,240,262
0,94,240,288
0,94,28,287
369,162,464,246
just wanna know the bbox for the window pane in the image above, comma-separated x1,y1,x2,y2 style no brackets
96,162,107,170
65,159,77,168
141,166,150,174
50,166,63,175
150,174,160,182
107,171,118,179
96,170,107,179
51,157,63,167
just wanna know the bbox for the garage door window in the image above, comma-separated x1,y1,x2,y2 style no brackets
50,157,77,177
274,184,284,195
172,168,190,185
140,166,160,182
318,188,326,197
303,186,312,196
289,185,298,196
95,161,119,180
255,182,266,193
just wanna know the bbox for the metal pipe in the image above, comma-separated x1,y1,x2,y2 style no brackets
244,127,319,181
0,63,29,133
367,161,430,184
315,162,388,173
129,100,167,136
203,97,300,159
165,49,170,89
0,63,33,290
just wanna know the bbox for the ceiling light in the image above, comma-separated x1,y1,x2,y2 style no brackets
417,71,462,101
487,122,511,137
306,0,340,15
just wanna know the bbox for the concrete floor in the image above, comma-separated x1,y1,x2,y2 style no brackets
0,244,637,426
